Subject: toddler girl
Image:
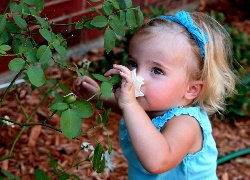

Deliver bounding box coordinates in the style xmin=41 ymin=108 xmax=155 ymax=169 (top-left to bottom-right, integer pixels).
xmin=73 ymin=10 xmax=236 ymax=179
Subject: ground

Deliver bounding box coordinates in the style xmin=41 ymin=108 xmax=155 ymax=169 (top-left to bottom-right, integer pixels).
xmin=0 ymin=0 xmax=250 ymax=179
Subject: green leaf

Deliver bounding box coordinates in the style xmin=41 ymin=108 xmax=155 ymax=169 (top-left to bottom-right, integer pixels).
xmin=24 ymin=0 xmax=36 ymax=5
xmin=71 ymin=100 xmax=93 ymax=118
xmin=101 ymin=81 xmax=113 ymax=99
xmin=8 ymin=58 xmax=25 ymax=71
xmin=47 ymin=154 xmax=59 ymax=168
xmin=82 ymin=16 xmax=87 ymax=23
xmin=27 ymin=66 xmax=46 ymax=87
xmin=0 ymin=30 xmax=12 ymax=44
xmin=96 ymin=99 xmax=103 ymax=110
xmin=53 ymin=43 xmax=67 ymax=58
xmin=124 ymin=0 xmax=132 ymax=8
xmin=102 ymin=1 xmax=113 ymax=15
xmin=37 ymin=45 xmax=52 ymax=64
xmin=91 ymin=16 xmax=108 ymax=28
xmin=90 ymin=7 xmax=102 ymax=15
xmin=19 ymin=2 xmax=30 ymax=18
xmin=0 ymin=45 xmax=11 ymax=54
xmin=36 ymin=0 xmax=45 ymax=13
xmin=29 ymin=7 xmax=38 ymax=16
xmin=6 ymin=22 xmax=19 ymax=33
xmin=109 ymin=74 xmax=122 ymax=84
xmin=59 ymin=174 xmax=70 ymax=180
xmin=126 ymin=9 xmax=136 ymax=29
xmin=96 ymin=114 xmax=103 ymax=124
xmin=120 ymin=10 xmax=126 ymax=25
xmin=34 ymin=168 xmax=48 ymax=180
xmin=13 ymin=14 xmax=27 ymax=30
xmin=92 ymin=74 xmax=109 ymax=82
xmin=26 ymin=49 xmax=38 ymax=62
xmin=36 ymin=16 xmax=49 ymax=28
xmin=136 ymin=8 xmax=144 ymax=26
xmin=49 ymin=102 xmax=69 ymax=111
xmin=10 ymin=2 xmax=20 ymax=12
xmin=84 ymin=21 xmax=94 ymax=29
xmin=60 ymin=109 xmax=82 ymax=139
xmin=12 ymin=37 xmax=21 ymax=54
xmin=101 ymin=110 xmax=110 ymax=126
xmin=104 ymin=28 xmax=116 ymax=53
xmin=59 ymin=83 xmax=71 ymax=94
xmin=75 ymin=22 xmax=83 ymax=29
xmin=110 ymin=0 xmax=119 ymax=9
xmin=110 ymin=15 xmax=125 ymax=36
xmin=92 ymin=143 xmax=105 ymax=172
xmin=1 ymin=169 xmax=15 ymax=179
xmin=0 ymin=15 xmax=6 ymax=34
xmin=39 ymin=29 xmax=52 ymax=42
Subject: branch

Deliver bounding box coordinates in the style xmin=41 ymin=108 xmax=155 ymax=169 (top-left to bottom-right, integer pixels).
xmin=0 ymin=69 xmax=24 ymax=107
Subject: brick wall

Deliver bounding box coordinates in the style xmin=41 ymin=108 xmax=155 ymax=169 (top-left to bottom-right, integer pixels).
xmin=0 ymin=0 xmax=199 ymax=74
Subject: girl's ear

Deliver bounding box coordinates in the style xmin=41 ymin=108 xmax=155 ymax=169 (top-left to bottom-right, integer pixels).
xmin=185 ymin=80 xmax=204 ymax=100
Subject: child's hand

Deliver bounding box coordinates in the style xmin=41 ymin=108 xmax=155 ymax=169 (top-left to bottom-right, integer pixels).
xmin=72 ymin=76 xmax=100 ymax=100
xmin=105 ymin=64 xmax=137 ymax=109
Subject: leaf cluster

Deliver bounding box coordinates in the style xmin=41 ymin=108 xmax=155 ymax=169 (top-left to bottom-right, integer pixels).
xmin=75 ymin=0 xmax=143 ymax=53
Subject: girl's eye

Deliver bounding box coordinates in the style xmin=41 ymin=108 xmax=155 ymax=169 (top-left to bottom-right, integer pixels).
xmin=152 ymin=68 xmax=164 ymax=75
xmin=128 ymin=60 xmax=138 ymax=69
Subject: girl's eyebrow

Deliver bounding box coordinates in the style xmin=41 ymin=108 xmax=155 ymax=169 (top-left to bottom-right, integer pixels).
xmin=128 ymin=54 xmax=170 ymax=70
xmin=152 ymin=61 xmax=170 ymax=70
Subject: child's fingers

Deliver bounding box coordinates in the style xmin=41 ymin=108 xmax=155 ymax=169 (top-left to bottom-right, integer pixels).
xmin=104 ymin=68 xmax=121 ymax=77
xmin=83 ymin=76 xmax=99 ymax=87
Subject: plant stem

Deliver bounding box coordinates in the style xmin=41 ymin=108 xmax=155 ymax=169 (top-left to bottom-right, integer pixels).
xmin=15 ymin=93 xmax=29 ymax=118
xmin=43 ymin=110 xmax=57 ymax=123
xmin=0 ymin=69 xmax=24 ymax=107
xmin=9 ymin=84 xmax=57 ymax=155
xmin=0 ymin=154 xmax=14 ymax=162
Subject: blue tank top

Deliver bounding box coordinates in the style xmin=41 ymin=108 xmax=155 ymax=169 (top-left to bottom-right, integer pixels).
xmin=119 ymin=106 xmax=218 ymax=180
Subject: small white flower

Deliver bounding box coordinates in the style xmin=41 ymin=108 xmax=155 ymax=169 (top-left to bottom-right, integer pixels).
xmin=81 ymin=142 xmax=94 ymax=153
xmin=82 ymin=58 xmax=91 ymax=69
xmin=103 ymin=150 xmax=115 ymax=174
xmin=131 ymin=69 xmax=144 ymax=97
xmin=2 ymin=116 xmax=15 ymax=128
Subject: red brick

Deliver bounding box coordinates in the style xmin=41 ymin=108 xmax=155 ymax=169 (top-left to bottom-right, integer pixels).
xmin=41 ymin=0 xmax=83 ymax=20
xmin=0 ymin=56 xmax=13 ymax=73
xmin=133 ymin=0 xmax=147 ymax=7
xmin=85 ymin=0 xmax=104 ymax=9
xmin=51 ymin=18 xmax=71 ymax=34
xmin=146 ymin=0 xmax=160 ymax=5
xmin=187 ymin=0 xmax=199 ymax=3
xmin=64 ymin=29 xmax=83 ymax=47
xmin=0 ymin=0 xmax=10 ymax=14
xmin=84 ymin=28 xmax=104 ymax=43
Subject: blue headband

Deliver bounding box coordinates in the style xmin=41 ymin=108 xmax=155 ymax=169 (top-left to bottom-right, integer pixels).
xmin=159 ymin=10 xmax=208 ymax=60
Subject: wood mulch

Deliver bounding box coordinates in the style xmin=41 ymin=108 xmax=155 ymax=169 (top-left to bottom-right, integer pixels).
xmin=0 ymin=0 xmax=250 ymax=179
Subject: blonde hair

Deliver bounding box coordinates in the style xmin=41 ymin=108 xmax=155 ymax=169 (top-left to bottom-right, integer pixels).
xmin=133 ymin=11 xmax=237 ymax=115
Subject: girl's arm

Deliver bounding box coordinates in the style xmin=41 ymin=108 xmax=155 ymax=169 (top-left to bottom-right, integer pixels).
xmin=123 ymin=103 xmax=202 ymax=173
